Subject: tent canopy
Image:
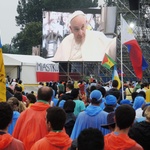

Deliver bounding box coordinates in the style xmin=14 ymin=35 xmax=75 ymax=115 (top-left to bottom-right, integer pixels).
xmin=3 ymin=54 xmax=55 ymax=66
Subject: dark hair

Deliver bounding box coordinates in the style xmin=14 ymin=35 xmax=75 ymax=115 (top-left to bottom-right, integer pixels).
xmin=27 ymin=93 xmax=37 ymax=103
xmin=7 ymin=97 xmax=19 ymax=110
xmin=115 ymin=105 xmax=135 ymax=130
xmin=63 ymin=100 xmax=75 ymax=113
xmin=112 ymin=80 xmax=118 ymax=88
xmin=66 ymin=83 xmax=74 ymax=90
xmin=18 ymin=80 xmax=22 ymax=84
xmin=71 ymin=88 xmax=79 ymax=99
xmin=46 ymin=107 xmax=66 ymax=130
xmin=97 ymin=86 xmax=106 ymax=97
xmin=14 ymin=85 xmax=22 ymax=92
xmin=90 ymin=85 xmax=96 ymax=92
xmin=137 ymin=91 xmax=146 ymax=99
xmin=37 ymin=87 xmax=53 ymax=102
xmin=6 ymin=87 xmax=14 ymax=95
xmin=78 ymin=128 xmax=104 ymax=150
xmin=0 ymin=102 xmax=13 ymax=130
xmin=14 ymin=92 xmax=23 ymax=101
xmin=90 ymin=98 xmax=101 ymax=105
xmin=131 ymin=92 xmax=138 ymax=103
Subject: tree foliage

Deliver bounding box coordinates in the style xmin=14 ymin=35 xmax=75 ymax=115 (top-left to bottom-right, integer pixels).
xmin=16 ymin=0 xmax=44 ymax=27
xmin=13 ymin=0 xmax=98 ymax=55
xmin=2 ymin=44 xmax=18 ymax=54
xmin=13 ymin=22 xmax=42 ymax=54
xmin=43 ymin=0 xmax=98 ymax=10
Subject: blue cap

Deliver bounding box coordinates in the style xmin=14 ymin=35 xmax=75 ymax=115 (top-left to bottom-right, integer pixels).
xmin=120 ymin=99 xmax=132 ymax=105
xmin=105 ymin=95 xmax=117 ymax=105
xmin=133 ymin=96 xmax=145 ymax=110
xmin=90 ymin=90 xmax=102 ymax=102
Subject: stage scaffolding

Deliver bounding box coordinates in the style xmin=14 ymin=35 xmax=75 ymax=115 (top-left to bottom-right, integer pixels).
xmin=44 ymin=0 xmax=150 ymax=82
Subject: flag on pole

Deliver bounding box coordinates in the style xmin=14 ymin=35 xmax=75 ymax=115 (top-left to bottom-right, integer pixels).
xmin=121 ymin=16 xmax=148 ymax=79
xmin=0 ymin=40 xmax=6 ymax=102
xmin=112 ymin=65 xmax=121 ymax=90
xmin=101 ymin=53 xmax=116 ymax=69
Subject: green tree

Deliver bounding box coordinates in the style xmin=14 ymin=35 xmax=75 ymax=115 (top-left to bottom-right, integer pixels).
xmin=2 ymin=44 xmax=18 ymax=54
xmin=16 ymin=0 xmax=44 ymax=27
xmin=43 ymin=0 xmax=98 ymax=10
xmin=13 ymin=22 xmax=42 ymax=54
xmin=2 ymin=44 xmax=11 ymax=53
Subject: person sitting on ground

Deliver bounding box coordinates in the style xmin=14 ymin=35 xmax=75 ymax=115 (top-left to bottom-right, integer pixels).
xmin=0 ymin=102 xmax=25 ymax=150
xmin=31 ymin=107 xmax=72 ymax=150
xmin=104 ymin=104 xmax=143 ymax=150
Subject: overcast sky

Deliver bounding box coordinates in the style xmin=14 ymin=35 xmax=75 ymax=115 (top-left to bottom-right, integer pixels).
xmin=0 ymin=0 xmax=20 ymax=45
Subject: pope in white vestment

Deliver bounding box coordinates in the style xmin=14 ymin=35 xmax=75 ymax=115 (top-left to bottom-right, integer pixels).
xmin=52 ymin=10 xmax=116 ymax=62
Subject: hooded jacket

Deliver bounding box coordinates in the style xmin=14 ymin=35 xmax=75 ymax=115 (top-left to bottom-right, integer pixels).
xmin=8 ymin=111 xmax=20 ymax=135
xmin=30 ymin=131 xmax=72 ymax=150
xmin=71 ymin=105 xmax=109 ymax=140
xmin=129 ymin=121 xmax=150 ymax=150
xmin=105 ymin=132 xmax=143 ymax=150
xmin=13 ymin=102 xmax=50 ymax=150
xmin=0 ymin=133 xmax=25 ymax=150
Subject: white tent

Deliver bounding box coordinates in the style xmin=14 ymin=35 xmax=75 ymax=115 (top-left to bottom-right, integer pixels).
xmin=3 ymin=54 xmax=57 ymax=84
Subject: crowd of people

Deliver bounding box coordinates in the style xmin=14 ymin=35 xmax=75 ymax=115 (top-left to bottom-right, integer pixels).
xmin=1 ymin=77 xmax=150 ymax=150
xmin=1 ymin=10 xmax=150 ymax=150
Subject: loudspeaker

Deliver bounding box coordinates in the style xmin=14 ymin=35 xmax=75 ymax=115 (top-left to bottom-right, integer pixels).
xmin=129 ymin=0 xmax=139 ymax=10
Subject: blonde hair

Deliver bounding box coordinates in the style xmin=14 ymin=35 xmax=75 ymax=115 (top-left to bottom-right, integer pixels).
xmin=144 ymin=106 xmax=150 ymax=120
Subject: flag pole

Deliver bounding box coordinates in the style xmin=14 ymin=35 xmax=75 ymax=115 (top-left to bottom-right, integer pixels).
xmin=120 ymin=14 xmax=124 ymax=99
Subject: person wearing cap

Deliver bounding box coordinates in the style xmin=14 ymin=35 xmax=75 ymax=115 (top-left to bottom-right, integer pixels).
xmin=103 ymin=95 xmax=117 ymax=113
xmin=133 ymin=96 xmax=146 ymax=122
xmin=70 ymin=90 xmax=109 ymax=140
xmin=53 ymin=10 xmax=116 ymax=61
xmin=101 ymin=112 xmax=115 ymax=132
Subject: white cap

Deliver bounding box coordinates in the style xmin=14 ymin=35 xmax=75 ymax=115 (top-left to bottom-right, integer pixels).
xmin=69 ymin=10 xmax=85 ymax=23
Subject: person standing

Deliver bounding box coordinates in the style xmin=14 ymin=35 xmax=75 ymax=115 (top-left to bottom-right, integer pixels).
xmin=104 ymin=105 xmax=143 ymax=150
xmin=129 ymin=106 xmax=150 ymax=150
xmin=0 ymin=102 xmax=25 ymax=150
xmin=125 ymin=83 xmax=134 ymax=101
xmin=31 ymin=107 xmax=72 ymax=150
xmin=71 ymin=90 xmax=109 ymax=140
xmin=71 ymin=88 xmax=85 ymax=117
xmin=13 ymin=86 xmax=53 ymax=150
